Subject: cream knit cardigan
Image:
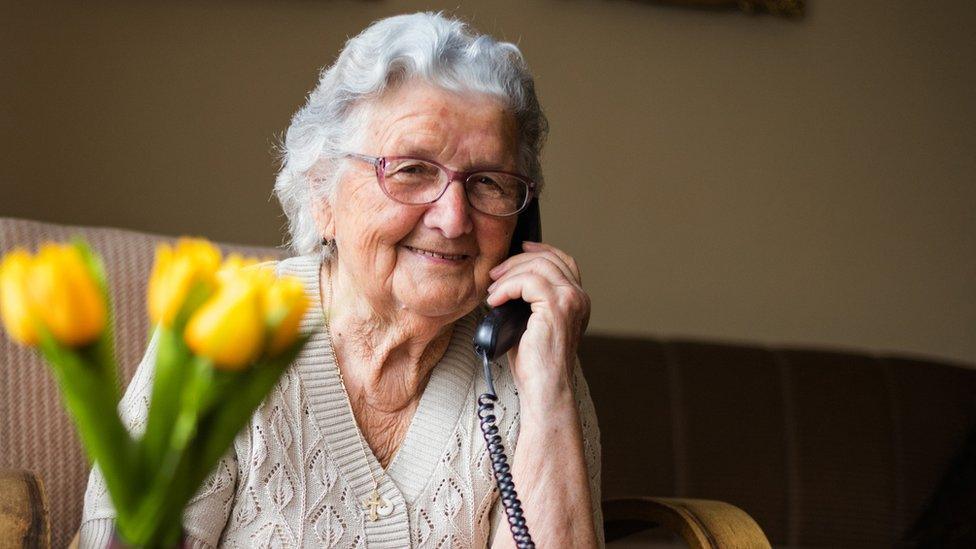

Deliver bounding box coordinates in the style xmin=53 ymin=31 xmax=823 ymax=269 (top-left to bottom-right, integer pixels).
xmin=80 ymin=254 xmax=604 ymax=548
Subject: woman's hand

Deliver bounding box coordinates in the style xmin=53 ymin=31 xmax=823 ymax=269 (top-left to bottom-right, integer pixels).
xmin=486 ymin=241 xmax=590 ymax=399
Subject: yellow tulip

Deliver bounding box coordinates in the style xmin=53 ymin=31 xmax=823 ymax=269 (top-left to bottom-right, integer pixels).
xmin=183 ymin=272 xmax=267 ymax=370
xmin=264 ymin=276 xmax=308 ymax=357
xmin=215 ymin=255 xmax=270 ymax=290
xmin=0 ymin=249 xmax=40 ymax=346
xmin=148 ymin=238 xmax=221 ymax=327
xmin=27 ymin=243 xmax=107 ymax=347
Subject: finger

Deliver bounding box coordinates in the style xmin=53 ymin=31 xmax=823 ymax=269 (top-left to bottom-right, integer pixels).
xmin=523 ymin=241 xmax=582 ymax=283
xmin=490 ymin=247 xmax=579 ymax=285
xmin=489 ymin=251 xmax=562 ymax=281
xmin=488 ymin=271 xmax=591 ymax=335
xmin=489 ymin=255 xmax=577 ymax=294
xmin=491 ymin=254 xmax=577 ymax=289
xmin=486 ymin=271 xmax=559 ymax=308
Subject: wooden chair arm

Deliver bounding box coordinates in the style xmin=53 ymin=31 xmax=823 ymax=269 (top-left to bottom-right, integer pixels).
xmin=0 ymin=469 xmax=50 ymax=549
xmin=603 ymin=496 xmax=770 ymax=548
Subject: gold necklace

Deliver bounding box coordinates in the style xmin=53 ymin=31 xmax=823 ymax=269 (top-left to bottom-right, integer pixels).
xmin=322 ymin=259 xmax=392 ymax=522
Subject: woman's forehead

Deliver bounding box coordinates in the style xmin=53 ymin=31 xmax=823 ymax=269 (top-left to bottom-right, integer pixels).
xmin=363 ymin=84 xmax=519 ymax=164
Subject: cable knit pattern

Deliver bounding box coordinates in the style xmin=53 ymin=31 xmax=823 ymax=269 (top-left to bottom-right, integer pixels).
xmin=80 ymin=254 xmax=603 ymax=548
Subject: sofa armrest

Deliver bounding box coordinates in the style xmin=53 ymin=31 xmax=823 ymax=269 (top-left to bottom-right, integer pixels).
xmin=603 ymin=496 xmax=770 ymax=548
xmin=0 ymin=469 xmax=50 ymax=548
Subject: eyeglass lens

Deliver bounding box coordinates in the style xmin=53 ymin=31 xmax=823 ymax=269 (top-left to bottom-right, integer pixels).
xmin=381 ymin=158 xmax=528 ymax=216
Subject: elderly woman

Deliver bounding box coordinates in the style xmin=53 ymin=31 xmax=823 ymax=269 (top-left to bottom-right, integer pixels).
xmin=81 ymin=12 xmax=602 ymax=548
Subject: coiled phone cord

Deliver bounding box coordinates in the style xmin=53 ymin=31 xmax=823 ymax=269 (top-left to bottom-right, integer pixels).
xmin=477 ymin=349 xmax=536 ymax=549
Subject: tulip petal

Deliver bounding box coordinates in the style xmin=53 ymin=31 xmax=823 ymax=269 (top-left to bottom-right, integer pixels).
xmin=265 ymin=277 xmax=309 ymax=357
xmin=0 ymin=249 xmax=40 ymax=346
xmin=148 ymin=239 xmax=221 ymax=327
xmin=184 ymin=276 xmax=265 ymax=370
xmin=27 ymin=243 xmax=107 ymax=347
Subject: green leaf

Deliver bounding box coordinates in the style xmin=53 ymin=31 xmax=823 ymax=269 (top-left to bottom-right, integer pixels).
xmin=140 ymin=326 xmax=192 ymax=476
xmin=196 ymin=335 xmax=309 ymax=472
xmin=36 ymin=328 xmax=137 ymax=516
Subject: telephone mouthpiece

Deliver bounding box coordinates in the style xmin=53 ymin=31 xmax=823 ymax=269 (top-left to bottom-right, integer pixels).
xmin=472 ymin=299 xmax=532 ymax=361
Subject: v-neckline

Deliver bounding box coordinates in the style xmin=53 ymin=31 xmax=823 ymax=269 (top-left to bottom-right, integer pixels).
xmin=283 ymin=254 xmax=478 ymax=506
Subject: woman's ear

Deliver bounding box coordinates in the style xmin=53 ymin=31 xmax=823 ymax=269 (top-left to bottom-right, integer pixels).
xmin=307 ymin=172 xmax=336 ymax=241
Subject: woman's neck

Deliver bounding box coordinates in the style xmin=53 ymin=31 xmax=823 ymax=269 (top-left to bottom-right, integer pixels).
xmin=320 ymin=260 xmax=454 ymax=414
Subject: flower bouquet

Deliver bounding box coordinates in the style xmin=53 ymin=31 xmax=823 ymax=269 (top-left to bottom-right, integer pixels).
xmin=0 ymin=238 xmax=310 ymax=547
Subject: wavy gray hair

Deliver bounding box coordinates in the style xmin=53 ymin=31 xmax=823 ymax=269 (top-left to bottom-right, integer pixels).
xmin=273 ymin=11 xmax=549 ymax=256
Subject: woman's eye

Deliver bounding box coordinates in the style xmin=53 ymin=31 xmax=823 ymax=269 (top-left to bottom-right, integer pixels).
xmin=390 ymin=162 xmax=436 ymax=178
xmin=473 ymin=176 xmax=502 ymax=188
xmin=471 ymin=176 xmax=509 ymax=197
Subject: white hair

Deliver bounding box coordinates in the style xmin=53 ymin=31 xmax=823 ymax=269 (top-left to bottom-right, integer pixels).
xmin=273 ymin=11 xmax=549 ymax=256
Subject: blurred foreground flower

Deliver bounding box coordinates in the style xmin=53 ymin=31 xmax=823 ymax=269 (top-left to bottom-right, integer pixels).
xmin=184 ymin=262 xmax=273 ymax=370
xmin=0 ymin=242 xmax=107 ymax=347
xmin=148 ymin=238 xmax=221 ymax=328
xmin=30 ymin=243 xmax=107 ymax=346
xmin=0 ymin=236 xmax=311 ymax=547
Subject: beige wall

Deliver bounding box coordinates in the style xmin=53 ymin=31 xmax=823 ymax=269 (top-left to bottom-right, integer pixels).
xmin=3 ymin=1 xmax=974 ymax=364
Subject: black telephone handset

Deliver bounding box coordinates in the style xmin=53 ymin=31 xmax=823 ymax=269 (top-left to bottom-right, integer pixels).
xmin=473 ymin=198 xmax=541 ymax=361
xmin=473 ymin=199 xmax=541 ymax=549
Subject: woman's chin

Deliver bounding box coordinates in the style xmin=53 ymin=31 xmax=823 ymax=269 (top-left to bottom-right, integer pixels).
xmin=394 ymin=287 xmax=478 ymax=321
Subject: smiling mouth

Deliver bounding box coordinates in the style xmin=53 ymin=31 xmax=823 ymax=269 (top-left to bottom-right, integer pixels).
xmin=404 ymin=245 xmax=471 ymax=261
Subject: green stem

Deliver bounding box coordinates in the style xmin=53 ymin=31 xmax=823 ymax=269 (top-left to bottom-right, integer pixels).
xmin=38 ymin=335 xmax=137 ymax=515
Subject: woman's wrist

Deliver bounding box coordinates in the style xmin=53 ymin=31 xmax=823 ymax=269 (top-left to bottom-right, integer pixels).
xmin=511 ymin=349 xmax=577 ymax=401
xmin=516 ymin=378 xmax=577 ymax=422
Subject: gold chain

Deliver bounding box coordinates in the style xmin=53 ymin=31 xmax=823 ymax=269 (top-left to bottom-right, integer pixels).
xmin=321 ymin=258 xmax=388 ymax=521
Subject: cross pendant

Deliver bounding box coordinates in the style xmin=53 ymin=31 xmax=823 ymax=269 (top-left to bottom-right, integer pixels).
xmin=363 ymin=489 xmax=384 ymax=522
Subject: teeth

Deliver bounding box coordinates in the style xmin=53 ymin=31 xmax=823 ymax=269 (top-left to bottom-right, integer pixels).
xmin=408 ymin=246 xmax=466 ymax=260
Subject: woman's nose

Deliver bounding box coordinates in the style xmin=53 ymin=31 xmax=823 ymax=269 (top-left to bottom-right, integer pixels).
xmin=423 ymin=180 xmax=474 ymax=239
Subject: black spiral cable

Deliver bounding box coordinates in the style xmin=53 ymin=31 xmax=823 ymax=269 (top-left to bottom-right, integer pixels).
xmin=476 ymin=349 xmax=535 ymax=549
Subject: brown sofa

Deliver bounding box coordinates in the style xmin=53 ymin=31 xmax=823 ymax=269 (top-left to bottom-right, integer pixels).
xmin=1 ymin=216 xmax=972 ymax=547
xmin=581 ymin=335 xmax=975 ymax=547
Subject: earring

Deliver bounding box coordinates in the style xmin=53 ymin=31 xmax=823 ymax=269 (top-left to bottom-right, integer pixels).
xmin=320 ymin=237 xmax=336 ymax=260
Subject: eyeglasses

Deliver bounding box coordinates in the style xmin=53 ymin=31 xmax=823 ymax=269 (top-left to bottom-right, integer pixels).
xmin=343 ymin=153 xmax=536 ymax=217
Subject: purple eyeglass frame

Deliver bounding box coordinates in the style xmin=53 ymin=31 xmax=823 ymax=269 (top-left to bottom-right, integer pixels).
xmin=343 ymin=152 xmax=537 ymax=217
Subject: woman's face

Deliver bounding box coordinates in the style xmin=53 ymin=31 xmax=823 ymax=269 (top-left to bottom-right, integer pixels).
xmin=317 ymin=81 xmax=521 ymax=321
